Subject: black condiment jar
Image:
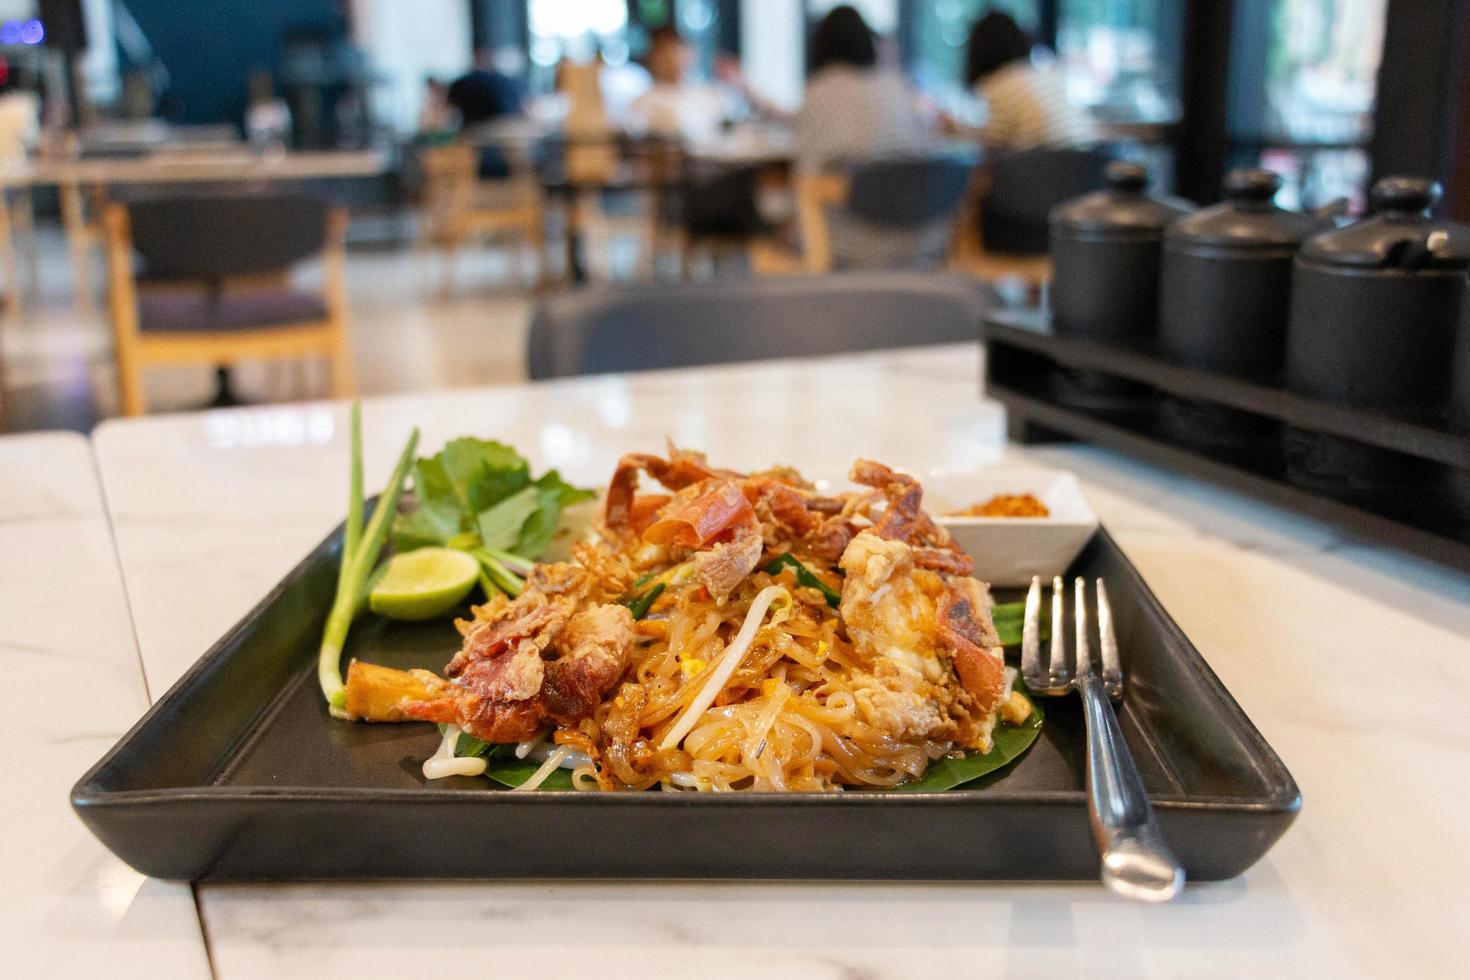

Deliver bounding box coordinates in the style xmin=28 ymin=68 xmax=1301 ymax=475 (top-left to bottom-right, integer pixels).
xmin=1156 ymin=169 xmax=1321 ymax=464
xmin=1283 ymin=177 xmax=1470 ymax=501
xmin=1450 ymin=272 xmax=1470 ymax=523
xmin=1454 ymin=271 xmax=1470 ymax=433
xmin=1050 ymin=161 xmax=1195 ymax=347
xmin=1160 ymin=168 xmax=1321 ymax=378
xmin=1048 ymin=161 xmax=1194 ymax=411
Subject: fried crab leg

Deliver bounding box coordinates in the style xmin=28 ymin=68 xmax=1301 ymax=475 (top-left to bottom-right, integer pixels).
xmin=849 ymin=459 xmax=973 ymax=574
xmin=604 ymin=445 xmax=734 ymax=529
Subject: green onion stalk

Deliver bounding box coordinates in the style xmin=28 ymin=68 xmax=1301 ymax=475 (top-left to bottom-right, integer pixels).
xmin=471 ymin=546 xmax=532 ymax=597
xmin=318 ymin=403 xmax=420 ymax=714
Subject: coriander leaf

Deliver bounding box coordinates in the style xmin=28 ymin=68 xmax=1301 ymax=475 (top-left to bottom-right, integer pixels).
xmin=513 ymin=486 xmax=565 ymax=560
xmin=536 ymin=468 xmax=597 ymax=507
xmin=440 ymin=437 xmax=530 ymax=513
xmin=476 ymin=485 xmax=540 ymax=551
xmin=391 ymin=509 xmax=447 ymax=552
xmin=411 ymin=457 xmax=467 ymax=539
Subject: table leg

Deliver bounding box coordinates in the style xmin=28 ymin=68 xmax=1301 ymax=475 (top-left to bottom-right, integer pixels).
xmin=206 ymin=366 xmax=245 ymax=408
xmin=0 ymin=192 xmax=18 ymax=321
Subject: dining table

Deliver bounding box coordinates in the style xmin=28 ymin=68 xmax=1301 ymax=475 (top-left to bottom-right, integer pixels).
xmin=21 ymin=343 xmax=1470 ymax=976
xmin=29 ymin=147 xmax=391 ymax=187
xmin=0 ymin=432 xmax=209 ymax=976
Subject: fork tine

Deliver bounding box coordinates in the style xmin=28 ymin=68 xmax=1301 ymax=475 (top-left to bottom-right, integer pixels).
xmin=1073 ymin=577 xmax=1092 ymax=678
xmin=1049 ymin=575 xmax=1070 ymax=689
xmin=1096 ymin=578 xmax=1123 ymax=699
xmin=1021 ymin=575 xmax=1044 ymax=692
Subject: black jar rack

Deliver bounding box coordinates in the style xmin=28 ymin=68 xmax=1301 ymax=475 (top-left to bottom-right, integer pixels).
xmin=982 ymin=308 xmax=1470 ymax=571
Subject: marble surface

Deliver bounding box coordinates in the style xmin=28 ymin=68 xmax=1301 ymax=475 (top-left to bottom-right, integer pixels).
xmin=87 ymin=345 xmax=1470 ymax=977
xmin=0 ymin=433 xmax=209 ymax=976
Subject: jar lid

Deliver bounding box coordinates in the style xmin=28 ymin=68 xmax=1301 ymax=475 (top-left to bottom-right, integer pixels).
xmin=1049 ymin=161 xmax=1195 ymax=235
xmin=1165 ymin=169 xmax=1320 ymax=248
xmin=1298 ymin=176 xmax=1470 ymax=270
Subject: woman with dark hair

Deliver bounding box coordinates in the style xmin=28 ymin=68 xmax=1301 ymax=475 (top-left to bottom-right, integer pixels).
xmin=797 ymin=5 xmax=929 ymax=171
xmin=795 ymin=5 xmax=941 ymax=268
xmin=963 ymin=11 xmax=1096 ymax=151
xmin=808 ymin=4 xmax=877 ymax=74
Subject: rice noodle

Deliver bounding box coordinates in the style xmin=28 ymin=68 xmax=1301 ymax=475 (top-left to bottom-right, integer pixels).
xmin=658 ymin=586 xmax=789 ymax=750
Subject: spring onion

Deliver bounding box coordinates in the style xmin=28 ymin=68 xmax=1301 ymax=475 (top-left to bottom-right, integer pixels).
xmin=623 ymin=581 xmax=666 ymax=620
xmin=318 ymin=403 xmax=421 ymax=711
xmin=763 ymin=553 xmax=842 ymax=608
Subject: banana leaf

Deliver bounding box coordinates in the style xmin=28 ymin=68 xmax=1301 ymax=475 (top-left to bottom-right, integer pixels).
xmin=886 ymin=689 xmax=1044 ymax=792
xmin=484 ymin=754 xmax=576 ymax=790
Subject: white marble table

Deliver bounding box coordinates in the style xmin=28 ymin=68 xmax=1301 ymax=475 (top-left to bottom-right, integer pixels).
xmin=0 ymin=433 xmax=209 ymax=976
xmin=87 ymin=345 xmax=1470 ymax=977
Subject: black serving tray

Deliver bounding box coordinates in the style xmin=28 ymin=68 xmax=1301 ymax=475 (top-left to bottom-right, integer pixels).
xmin=73 ymin=521 xmax=1299 ymax=882
xmin=984 ymin=309 xmax=1470 ymax=572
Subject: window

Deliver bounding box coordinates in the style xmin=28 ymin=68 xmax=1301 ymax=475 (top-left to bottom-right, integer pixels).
xmin=907 ymin=0 xmax=1037 ymax=100
xmin=1230 ymin=0 xmax=1387 ymax=210
xmin=1055 ymin=0 xmax=1179 ymax=121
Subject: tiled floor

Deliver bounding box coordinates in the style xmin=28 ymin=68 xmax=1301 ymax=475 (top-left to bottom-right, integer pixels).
xmin=0 ymin=224 xmax=536 ymax=433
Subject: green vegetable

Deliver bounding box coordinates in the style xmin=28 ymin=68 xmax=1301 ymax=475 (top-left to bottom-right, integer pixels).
xmin=623 ymin=581 xmax=666 ymax=620
xmin=990 ymin=600 xmax=1050 ymax=647
xmin=390 ymin=437 xmax=594 ymax=599
xmin=476 ymin=485 xmax=541 ymax=550
xmin=887 ymin=689 xmax=1044 ymax=792
xmin=319 ymin=404 xmax=421 ymax=710
xmin=763 ymin=553 xmax=842 ymax=608
xmin=440 ymin=726 xmax=497 ymax=759
xmin=483 ymin=754 xmax=576 ymax=790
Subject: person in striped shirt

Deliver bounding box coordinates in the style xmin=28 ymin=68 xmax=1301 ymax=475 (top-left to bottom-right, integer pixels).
xmin=964 ymin=12 xmax=1098 ymax=152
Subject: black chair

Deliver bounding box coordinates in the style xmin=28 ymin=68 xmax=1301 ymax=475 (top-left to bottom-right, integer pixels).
xmin=978 ymin=145 xmax=1114 ymax=255
xmin=846 ymin=154 xmax=976 ymax=228
xmin=796 ymin=153 xmax=976 ymax=272
xmin=105 ymin=192 xmax=354 ymax=415
xmin=526 ymin=272 xmax=995 ymax=380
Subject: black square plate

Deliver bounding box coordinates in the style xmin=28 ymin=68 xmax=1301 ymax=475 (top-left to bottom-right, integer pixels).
xmin=73 ymin=526 xmax=1299 ymax=881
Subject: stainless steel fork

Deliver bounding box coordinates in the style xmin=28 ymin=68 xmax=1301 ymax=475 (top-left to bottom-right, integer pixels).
xmin=1022 ymin=575 xmax=1185 ymax=902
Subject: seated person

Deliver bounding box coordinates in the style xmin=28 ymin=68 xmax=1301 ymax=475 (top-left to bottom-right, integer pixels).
xmin=795 ymin=5 xmax=946 ymax=270
xmin=629 ymin=25 xmax=726 ymax=145
xmin=964 ymin=12 xmax=1098 ymax=151
xmin=448 ymin=48 xmax=527 ymax=177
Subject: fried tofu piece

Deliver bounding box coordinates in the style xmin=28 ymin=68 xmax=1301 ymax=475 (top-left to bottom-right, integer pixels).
xmin=343 ymin=660 xmax=451 ymax=722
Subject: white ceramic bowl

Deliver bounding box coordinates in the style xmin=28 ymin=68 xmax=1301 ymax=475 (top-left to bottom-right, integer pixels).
xmin=922 ymin=468 xmax=1098 ymax=587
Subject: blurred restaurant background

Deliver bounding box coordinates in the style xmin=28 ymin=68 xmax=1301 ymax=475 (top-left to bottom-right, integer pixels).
xmin=0 ymin=0 xmax=1463 ymax=428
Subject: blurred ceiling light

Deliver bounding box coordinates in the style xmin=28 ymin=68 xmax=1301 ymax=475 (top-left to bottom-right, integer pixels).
xmin=529 ymin=0 xmax=628 ymax=40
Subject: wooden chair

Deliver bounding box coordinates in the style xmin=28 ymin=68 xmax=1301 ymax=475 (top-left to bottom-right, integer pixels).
xmin=948 ymin=169 xmax=1054 ymax=288
xmin=0 ymin=189 xmax=23 ymax=321
xmin=104 ymin=193 xmax=354 ymax=416
xmin=58 ymin=178 xmax=108 ymax=316
xmin=419 ymin=143 xmax=545 ymax=296
xmin=789 ymin=171 xmax=850 ymax=273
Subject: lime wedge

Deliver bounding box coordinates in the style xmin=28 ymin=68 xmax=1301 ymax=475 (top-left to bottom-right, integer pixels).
xmin=368 ymin=548 xmax=480 ymax=621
